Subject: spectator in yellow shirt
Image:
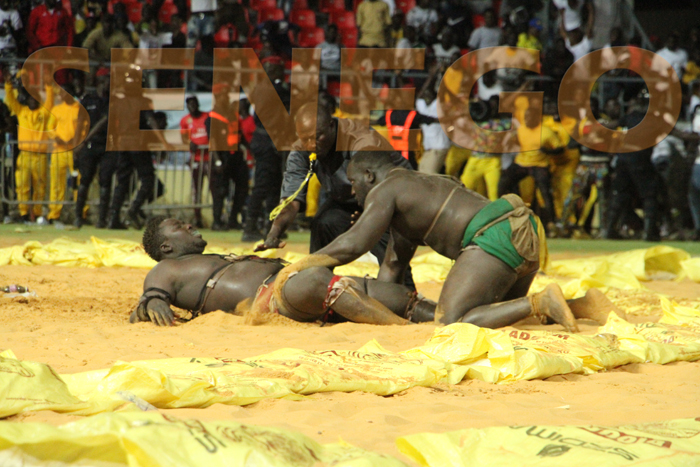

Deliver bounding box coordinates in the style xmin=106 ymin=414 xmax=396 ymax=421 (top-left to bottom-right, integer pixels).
xmin=517 ymin=18 xmax=543 ymax=51
xmin=498 ymin=107 xmax=564 ymax=231
xmin=48 ymin=83 xmax=84 ymax=223
xmin=542 ymin=99 xmax=580 ymax=220
xmin=356 ymin=0 xmax=391 ymax=47
xmin=682 ymin=49 xmax=700 ymax=85
xmin=4 ymin=75 xmax=55 ymax=221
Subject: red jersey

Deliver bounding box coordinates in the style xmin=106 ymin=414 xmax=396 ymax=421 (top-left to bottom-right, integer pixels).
xmin=239 ymin=115 xmax=255 ymax=145
xmin=27 ymin=5 xmax=73 ymax=52
xmin=180 ymin=112 xmax=210 ymax=162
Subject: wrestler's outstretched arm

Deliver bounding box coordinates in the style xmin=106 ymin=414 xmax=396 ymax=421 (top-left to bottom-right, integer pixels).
xmin=130 ymin=268 xmax=177 ymax=326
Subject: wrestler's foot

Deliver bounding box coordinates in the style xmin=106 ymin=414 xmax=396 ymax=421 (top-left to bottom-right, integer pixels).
xmin=568 ymin=288 xmax=626 ymax=325
xmin=530 ymin=283 xmax=579 ymax=333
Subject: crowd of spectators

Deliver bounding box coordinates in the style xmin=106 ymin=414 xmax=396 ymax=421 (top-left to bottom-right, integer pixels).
xmin=0 ymin=0 xmax=700 ymax=242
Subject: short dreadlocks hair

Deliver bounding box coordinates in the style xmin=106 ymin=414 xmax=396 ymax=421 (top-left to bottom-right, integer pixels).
xmin=349 ymin=150 xmax=397 ymax=172
xmin=142 ymin=216 xmax=168 ymax=261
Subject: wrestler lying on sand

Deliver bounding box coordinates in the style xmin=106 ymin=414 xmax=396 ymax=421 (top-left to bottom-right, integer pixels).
xmin=129 ymin=216 xmax=435 ymax=326
xmin=273 ymin=151 xmax=621 ymax=331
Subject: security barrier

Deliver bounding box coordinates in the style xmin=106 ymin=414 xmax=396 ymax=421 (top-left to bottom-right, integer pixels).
xmin=0 ymin=140 xmax=248 ymax=225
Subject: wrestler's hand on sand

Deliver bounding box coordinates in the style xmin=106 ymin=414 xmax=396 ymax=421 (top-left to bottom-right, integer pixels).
xmin=129 ymin=301 xmax=175 ymax=326
xmin=254 ymin=236 xmax=287 ymax=252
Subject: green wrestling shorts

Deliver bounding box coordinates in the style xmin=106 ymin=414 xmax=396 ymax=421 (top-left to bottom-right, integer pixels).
xmin=460 ymin=196 xmax=540 ymax=271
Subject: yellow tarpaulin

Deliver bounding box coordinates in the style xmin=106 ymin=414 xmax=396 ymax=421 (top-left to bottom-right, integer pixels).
xmin=0 ymin=412 xmax=409 ymax=467
xmin=397 ymin=418 xmax=700 ymax=467
xmin=2 ymin=240 xmax=699 ymax=291
xmin=2 ymin=301 xmax=700 ymax=419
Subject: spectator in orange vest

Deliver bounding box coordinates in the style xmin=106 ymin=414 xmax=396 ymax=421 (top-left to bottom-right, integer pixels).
xmin=180 ymin=96 xmax=211 ymax=229
xmin=373 ymin=94 xmax=438 ymax=169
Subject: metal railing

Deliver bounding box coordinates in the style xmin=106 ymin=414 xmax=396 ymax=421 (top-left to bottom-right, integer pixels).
xmin=0 ymin=140 xmax=246 ymax=224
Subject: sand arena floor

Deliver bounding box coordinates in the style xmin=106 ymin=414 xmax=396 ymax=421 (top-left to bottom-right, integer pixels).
xmin=2 ymin=242 xmax=700 ymax=465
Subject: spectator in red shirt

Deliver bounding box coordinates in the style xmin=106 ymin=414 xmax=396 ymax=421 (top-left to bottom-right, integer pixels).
xmin=27 ymin=0 xmax=73 ymax=53
xmin=239 ymin=99 xmax=255 ymax=164
xmin=180 ymin=96 xmax=211 ymax=228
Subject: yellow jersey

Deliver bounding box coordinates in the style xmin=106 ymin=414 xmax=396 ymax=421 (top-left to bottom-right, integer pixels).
xmin=51 ymin=101 xmax=82 ymax=152
xmin=543 ymin=115 xmax=578 ymax=165
xmin=442 ymin=66 xmax=464 ymax=103
xmin=515 ymin=124 xmax=562 ymax=168
xmin=4 ymin=83 xmax=56 ymax=153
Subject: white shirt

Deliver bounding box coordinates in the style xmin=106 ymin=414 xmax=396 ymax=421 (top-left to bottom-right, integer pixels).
xmin=655 ymin=47 xmax=689 ymax=80
xmin=382 ymin=0 xmax=395 ymax=16
xmin=191 ymin=0 xmax=217 ymax=13
xmin=416 ymin=98 xmax=451 ymax=150
xmin=689 ymin=94 xmax=700 ymax=121
xmin=406 ymin=6 xmax=438 ymax=37
xmin=565 ymin=36 xmax=591 ymax=62
xmin=316 ymin=41 xmax=341 ymax=70
xmin=465 ymin=0 xmax=493 ymax=14
xmin=139 ymin=31 xmax=173 ymax=49
xmin=0 ymin=8 xmax=22 ymax=49
xmin=693 ymin=110 xmax=700 ymax=164
xmin=652 ymin=134 xmax=684 ymax=165
xmin=468 ymin=26 xmax=501 ymax=50
xmin=432 ymin=43 xmax=461 ymax=66
xmin=553 ymin=0 xmax=583 ymax=31
xmin=477 ymin=76 xmax=503 ymax=101
xmin=291 ymin=63 xmax=319 ymax=93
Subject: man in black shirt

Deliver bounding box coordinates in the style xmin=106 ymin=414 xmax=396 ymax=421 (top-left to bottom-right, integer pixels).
xmin=242 ymin=58 xmax=292 ymax=242
xmin=603 ymin=95 xmax=661 ymax=241
xmin=74 ymin=69 xmax=115 ymax=228
xmin=107 ymin=66 xmax=171 ymax=230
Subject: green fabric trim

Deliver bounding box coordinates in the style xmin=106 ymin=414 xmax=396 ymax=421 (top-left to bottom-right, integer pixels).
xmin=461 ymin=199 xmax=537 ymax=270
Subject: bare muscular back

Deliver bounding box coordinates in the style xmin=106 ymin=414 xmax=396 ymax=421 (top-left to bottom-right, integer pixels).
xmin=145 ymin=255 xmax=285 ymax=314
xmin=385 ymin=170 xmax=491 ymax=259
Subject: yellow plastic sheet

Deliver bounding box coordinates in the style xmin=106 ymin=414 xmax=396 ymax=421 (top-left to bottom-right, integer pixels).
xmin=600 ymin=300 xmax=700 ymax=365
xmin=1 ymin=240 xmax=698 ymax=294
xmin=3 ymin=302 xmax=700 ymax=419
xmin=0 ymin=350 xmax=86 ymax=419
xmin=398 ymin=418 xmax=700 ymax=467
xmin=681 ymin=257 xmax=700 ymax=282
xmin=0 ymin=412 xmax=409 ymax=467
xmin=0 ymin=342 xmax=446 ymax=417
xmin=403 ymin=323 xmax=641 ymax=384
xmin=544 ymin=246 xmax=692 ymax=298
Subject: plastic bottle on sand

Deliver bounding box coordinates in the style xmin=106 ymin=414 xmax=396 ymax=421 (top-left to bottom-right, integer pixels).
xmin=2 ymin=285 xmax=28 ymax=293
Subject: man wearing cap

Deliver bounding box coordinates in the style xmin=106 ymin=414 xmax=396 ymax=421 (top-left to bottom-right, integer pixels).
xmin=518 ymin=18 xmax=543 ymax=51
xmin=180 ymin=95 xmax=211 ymax=229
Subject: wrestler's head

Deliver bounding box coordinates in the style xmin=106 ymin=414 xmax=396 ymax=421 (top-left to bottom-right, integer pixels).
xmin=347 ymin=150 xmax=396 ymax=206
xmin=295 ymin=102 xmax=336 ymax=158
xmin=143 ymin=216 xmax=207 ymax=261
